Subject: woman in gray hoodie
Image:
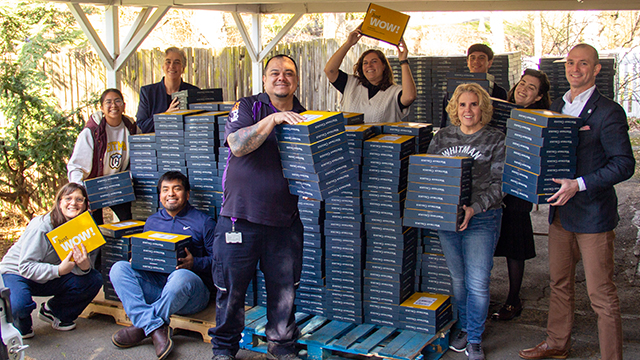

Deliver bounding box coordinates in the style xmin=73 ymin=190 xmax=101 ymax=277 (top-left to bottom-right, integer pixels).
xmin=0 ymin=183 xmax=102 ymax=339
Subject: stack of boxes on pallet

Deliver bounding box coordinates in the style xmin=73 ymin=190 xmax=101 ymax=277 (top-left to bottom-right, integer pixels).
xmin=130 ymin=231 xmax=190 ymax=274
xmin=98 ymin=220 xmax=145 ymax=301
xmin=416 ymin=229 xmax=453 ymax=297
xmin=129 ymin=134 xmax=160 ymax=220
xmin=539 ymin=57 xmax=616 ymax=102
xmin=297 ymin=197 xmax=326 ymax=315
xmin=399 ymin=292 xmax=453 ymax=335
xmin=322 ymin=120 xmax=369 ymax=323
xmin=389 ymin=53 xmax=521 ymax=126
xmin=503 ymin=109 xmax=579 ymax=203
xmin=403 ymin=155 xmax=472 ymax=231
xmin=85 ymin=172 xmax=135 ymax=212
xmin=490 ymin=98 xmax=519 ymax=133
xmin=446 ymin=72 xmax=495 ymax=97
xmin=362 ymin=134 xmax=416 ymax=327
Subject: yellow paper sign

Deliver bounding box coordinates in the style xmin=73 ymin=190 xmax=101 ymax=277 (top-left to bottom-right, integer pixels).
xmin=361 ymin=3 xmax=410 ymax=46
xmin=46 ymin=211 xmax=105 ymax=261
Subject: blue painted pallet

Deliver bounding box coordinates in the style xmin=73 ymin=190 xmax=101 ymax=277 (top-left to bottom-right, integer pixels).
xmin=240 ymin=306 xmax=453 ymax=360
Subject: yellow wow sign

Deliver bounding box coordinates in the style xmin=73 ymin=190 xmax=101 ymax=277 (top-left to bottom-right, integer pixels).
xmin=361 ymin=3 xmax=410 ymax=46
xmin=46 ymin=211 xmax=106 ymax=261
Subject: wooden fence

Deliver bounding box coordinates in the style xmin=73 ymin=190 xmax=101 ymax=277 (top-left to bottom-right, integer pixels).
xmin=47 ymin=40 xmax=390 ymax=122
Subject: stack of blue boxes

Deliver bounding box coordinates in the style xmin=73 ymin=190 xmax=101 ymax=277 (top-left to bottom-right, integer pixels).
xmin=446 ymin=72 xmax=495 ymax=98
xmin=399 ymin=292 xmax=453 ymax=335
xmin=184 ymin=110 xmax=229 ymax=219
xmin=490 ymin=98 xmax=518 ymax=133
xmin=503 ymin=109 xmax=579 ymax=203
xmin=416 ymin=230 xmax=453 ymax=297
xmin=98 ymin=220 xmax=145 ymax=301
xmin=297 ymin=197 xmax=326 ymax=316
xmin=403 ymin=155 xmax=473 ymax=231
xmin=85 ymin=172 xmax=135 ymax=212
xmin=277 ymin=111 xmax=357 ymax=201
xmin=362 ymin=134 xmax=417 ymax=327
xmin=382 ymin=122 xmax=433 ymax=154
xmin=129 ymin=133 xmax=160 ymax=220
xmin=130 ymin=231 xmax=190 ymax=274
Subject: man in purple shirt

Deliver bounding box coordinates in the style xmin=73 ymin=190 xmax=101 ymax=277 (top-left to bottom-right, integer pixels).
xmin=209 ymin=55 xmax=305 ymax=360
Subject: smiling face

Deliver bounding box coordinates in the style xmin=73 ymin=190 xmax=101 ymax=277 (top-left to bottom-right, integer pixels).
xmin=361 ymin=52 xmax=385 ymax=85
xmin=162 ymin=50 xmax=185 ymax=82
xmin=457 ymin=91 xmax=483 ymax=134
xmin=565 ymin=46 xmax=601 ymax=95
xmin=59 ymin=189 xmax=87 ymax=220
xmin=263 ymin=57 xmax=298 ymax=100
xmin=159 ymin=179 xmax=189 ymax=217
xmin=100 ymin=91 xmax=125 ymax=126
xmin=467 ymin=51 xmax=493 ymax=73
xmin=514 ymin=75 xmax=543 ymax=107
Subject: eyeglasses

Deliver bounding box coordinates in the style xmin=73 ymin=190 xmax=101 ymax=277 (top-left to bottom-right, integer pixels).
xmin=103 ymin=99 xmax=124 ymax=106
xmin=61 ymin=196 xmax=86 ymax=204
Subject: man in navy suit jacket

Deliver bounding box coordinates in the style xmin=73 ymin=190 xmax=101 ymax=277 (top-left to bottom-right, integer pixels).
xmin=136 ymin=47 xmax=199 ymax=133
xmin=519 ymin=44 xmax=635 ymax=360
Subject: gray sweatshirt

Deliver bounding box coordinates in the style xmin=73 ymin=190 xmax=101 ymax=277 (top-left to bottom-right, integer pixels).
xmin=427 ymin=125 xmax=506 ymax=214
xmin=0 ymin=213 xmax=94 ymax=284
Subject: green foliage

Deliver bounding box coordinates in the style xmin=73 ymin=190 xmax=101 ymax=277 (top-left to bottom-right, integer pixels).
xmin=0 ymin=1 xmax=87 ymax=219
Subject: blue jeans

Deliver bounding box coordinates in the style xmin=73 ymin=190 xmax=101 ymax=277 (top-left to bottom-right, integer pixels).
xmin=438 ymin=208 xmax=502 ymax=344
xmin=109 ymin=261 xmax=210 ymax=336
xmin=2 ymin=271 xmax=102 ymax=334
xmin=209 ymin=216 xmax=303 ymax=357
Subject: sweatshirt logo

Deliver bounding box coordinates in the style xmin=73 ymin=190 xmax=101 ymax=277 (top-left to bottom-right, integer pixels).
xmin=441 ymin=145 xmax=483 ymax=160
xmin=183 ymin=226 xmax=191 ymax=230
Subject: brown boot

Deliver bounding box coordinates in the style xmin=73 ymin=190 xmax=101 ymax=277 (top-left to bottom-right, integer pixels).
xmin=150 ymin=325 xmax=173 ymax=360
xmin=112 ymin=326 xmax=146 ymax=348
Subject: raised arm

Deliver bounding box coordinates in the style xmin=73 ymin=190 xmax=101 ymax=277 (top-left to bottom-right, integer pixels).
xmin=324 ymin=26 xmax=362 ymax=83
xmin=227 ymin=111 xmax=304 ymax=157
xmin=397 ymin=38 xmax=417 ymax=107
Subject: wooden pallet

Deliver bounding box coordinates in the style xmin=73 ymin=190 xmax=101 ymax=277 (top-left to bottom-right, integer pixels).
xmin=79 ymin=290 xmax=132 ymax=326
xmin=80 ymin=289 xmax=217 ymax=343
xmin=240 ymin=306 xmax=453 ymax=360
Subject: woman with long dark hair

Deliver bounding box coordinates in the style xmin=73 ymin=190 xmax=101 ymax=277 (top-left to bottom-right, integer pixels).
xmin=67 ymin=88 xmax=138 ymax=225
xmin=324 ymin=26 xmax=417 ymax=123
xmin=492 ymin=69 xmax=551 ymax=321
xmin=0 ymin=183 xmax=102 ymax=339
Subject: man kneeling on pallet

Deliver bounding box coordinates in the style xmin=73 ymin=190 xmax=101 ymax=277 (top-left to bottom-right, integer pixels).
xmin=109 ymin=171 xmax=215 ymax=360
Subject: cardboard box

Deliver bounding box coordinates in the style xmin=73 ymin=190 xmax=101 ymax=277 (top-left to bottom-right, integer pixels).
xmin=364 ymin=134 xmax=415 ymax=152
xmin=361 ymin=3 xmax=410 ymax=46
xmin=84 ymin=171 xmax=132 ymax=191
xmin=506 ymin=128 xmax=577 ymax=148
xmin=511 ymin=109 xmax=580 ymax=127
xmin=46 ymin=211 xmax=105 ymax=263
xmin=276 ymin=111 xmax=344 ymax=135
xmin=409 ymin=154 xmax=473 ymax=168
xmin=345 ymin=124 xmax=375 ymax=140
xmin=507 ymin=118 xmax=578 ymax=139
xmin=505 ymin=137 xmax=576 ymax=157
xmin=99 ymin=220 xmax=145 ymax=238
xmin=276 ymin=123 xmax=344 ymax=144
xmin=130 ymin=231 xmax=191 ymax=250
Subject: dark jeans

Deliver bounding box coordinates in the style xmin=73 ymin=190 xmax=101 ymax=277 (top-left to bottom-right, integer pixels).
xmin=209 ymin=216 xmax=303 ymax=357
xmin=2 ymin=271 xmax=102 ymax=334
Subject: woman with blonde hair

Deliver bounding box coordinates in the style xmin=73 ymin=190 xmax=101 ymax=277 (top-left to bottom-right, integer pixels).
xmin=427 ymin=83 xmax=505 ymax=360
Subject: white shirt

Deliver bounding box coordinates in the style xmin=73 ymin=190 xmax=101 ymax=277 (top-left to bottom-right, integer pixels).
xmin=561 ymin=85 xmax=596 ymax=191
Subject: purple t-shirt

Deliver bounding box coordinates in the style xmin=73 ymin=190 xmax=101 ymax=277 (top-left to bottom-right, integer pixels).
xmin=220 ymin=93 xmax=305 ymax=227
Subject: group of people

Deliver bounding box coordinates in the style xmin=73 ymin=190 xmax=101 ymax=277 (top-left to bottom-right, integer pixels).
xmin=0 ymin=32 xmax=634 ymax=360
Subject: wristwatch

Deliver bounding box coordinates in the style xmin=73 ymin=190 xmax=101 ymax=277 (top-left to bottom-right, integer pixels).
xmin=399 ymin=59 xmax=409 ymax=65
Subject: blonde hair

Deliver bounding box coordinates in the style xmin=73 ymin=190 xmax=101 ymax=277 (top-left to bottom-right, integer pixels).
xmin=446 ymin=83 xmax=493 ymax=127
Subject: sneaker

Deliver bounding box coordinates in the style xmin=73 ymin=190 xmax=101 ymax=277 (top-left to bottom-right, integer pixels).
xmin=465 ymin=343 xmax=485 ymax=360
xmin=212 ymin=355 xmax=235 ymax=360
xmin=267 ymin=351 xmax=302 ymax=360
xmin=20 ymin=328 xmax=35 ymax=339
xmin=38 ymin=303 xmax=76 ymax=331
xmin=449 ymin=330 xmax=468 ymax=352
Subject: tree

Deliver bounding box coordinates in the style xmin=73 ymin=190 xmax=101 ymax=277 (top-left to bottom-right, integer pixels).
xmin=0 ymin=1 xmax=90 ymax=220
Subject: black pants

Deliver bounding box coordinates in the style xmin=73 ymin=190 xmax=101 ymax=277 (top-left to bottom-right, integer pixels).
xmin=209 ymin=216 xmax=303 ymax=357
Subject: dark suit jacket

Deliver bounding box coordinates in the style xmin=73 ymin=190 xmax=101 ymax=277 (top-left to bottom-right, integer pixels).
xmin=441 ymin=83 xmax=507 ymax=128
xmin=135 ymin=77 xmax=199 ymax=133
xmin=549 ymin=87 xmax=635 ymax=233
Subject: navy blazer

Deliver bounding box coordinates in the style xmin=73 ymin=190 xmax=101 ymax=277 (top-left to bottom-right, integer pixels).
xmin=549 ymin=87 xmax=635 ymax=233
xmin=135 ymin=77 xmax=199 ymax=133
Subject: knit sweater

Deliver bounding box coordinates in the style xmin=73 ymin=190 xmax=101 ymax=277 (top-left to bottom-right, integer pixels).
xmin=341 ymin=74 xmax=408 ymax=123
xmin=427 ymin=125 xmax=506 ymax=214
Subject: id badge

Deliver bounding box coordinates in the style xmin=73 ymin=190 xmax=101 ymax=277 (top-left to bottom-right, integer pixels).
xmin=226 ymin=231 xmax=242 ymax=244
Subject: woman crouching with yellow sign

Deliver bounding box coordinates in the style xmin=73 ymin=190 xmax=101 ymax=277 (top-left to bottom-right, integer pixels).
xmin=0 ymin=183 xmax=102 ymax=339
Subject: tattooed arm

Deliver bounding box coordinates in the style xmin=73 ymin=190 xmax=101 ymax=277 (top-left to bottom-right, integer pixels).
xmin=227 ymin=111 xmax=304 ymax=157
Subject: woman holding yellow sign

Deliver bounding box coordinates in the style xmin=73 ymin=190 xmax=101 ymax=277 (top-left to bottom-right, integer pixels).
xmin=0 ymin=183 xmax=102 ymax=339
xmin=324 ymin=25 xmax=417 ymax=123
